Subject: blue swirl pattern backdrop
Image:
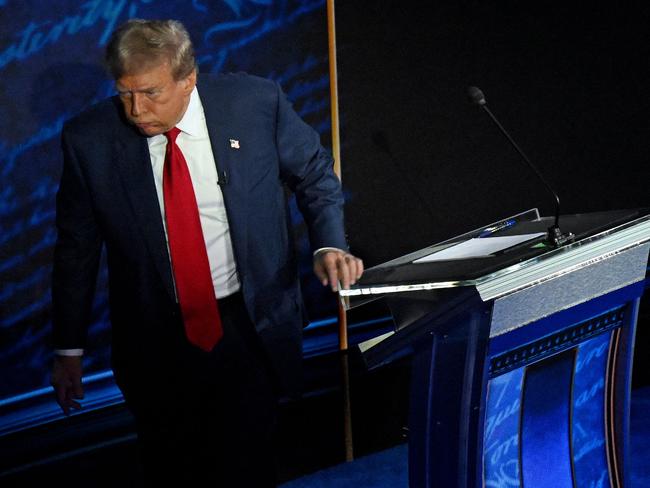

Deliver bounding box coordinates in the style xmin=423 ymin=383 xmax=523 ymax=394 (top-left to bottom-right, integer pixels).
xmin=0 ymin=0 xmax=333 ymax=401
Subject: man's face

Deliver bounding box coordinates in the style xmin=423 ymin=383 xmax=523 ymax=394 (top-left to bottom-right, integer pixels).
xmin=115 ymin=61 xmax=196 ymax=137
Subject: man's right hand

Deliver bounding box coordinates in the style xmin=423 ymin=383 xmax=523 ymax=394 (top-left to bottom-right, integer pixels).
xmin=51 ymin=355 xmax=84 ymax=415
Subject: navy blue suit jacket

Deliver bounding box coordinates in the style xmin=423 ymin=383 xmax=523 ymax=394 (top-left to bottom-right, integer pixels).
xmin=52 ymin=73 xmax=347 ymax=396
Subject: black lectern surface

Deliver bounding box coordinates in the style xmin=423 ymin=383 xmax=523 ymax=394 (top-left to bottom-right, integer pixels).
xmin=358 ymin=208 xmax=648 ymax=286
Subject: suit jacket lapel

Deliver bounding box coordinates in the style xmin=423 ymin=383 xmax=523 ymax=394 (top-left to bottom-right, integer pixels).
xmin=113 ymin=128 xmax=176 ymax=301
xmin=200 ymin=80 xmax=249 ymax=279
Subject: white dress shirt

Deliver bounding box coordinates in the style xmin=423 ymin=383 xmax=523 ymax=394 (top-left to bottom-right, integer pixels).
xmin=148 ymin=86 xmax=240 ymax=298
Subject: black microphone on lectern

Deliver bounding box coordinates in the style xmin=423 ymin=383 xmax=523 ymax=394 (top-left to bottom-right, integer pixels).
xmin=467 ymin=86 xmax=574 ymax=247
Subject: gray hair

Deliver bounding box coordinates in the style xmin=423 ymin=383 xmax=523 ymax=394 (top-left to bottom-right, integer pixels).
xmin=105 ymin=19 xmax=196 ymax=80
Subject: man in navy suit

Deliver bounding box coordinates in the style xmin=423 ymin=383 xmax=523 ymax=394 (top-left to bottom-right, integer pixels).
xmin=50 ymin=19 xmax=363 ymax=486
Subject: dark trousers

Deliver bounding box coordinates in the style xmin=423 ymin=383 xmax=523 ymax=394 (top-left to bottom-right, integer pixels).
xmin=129 ymin=292 xmax=279 ymax=487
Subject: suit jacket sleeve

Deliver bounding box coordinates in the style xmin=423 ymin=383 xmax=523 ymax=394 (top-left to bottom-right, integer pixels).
xmin=273 ymin=82 xmax=348 ymax=252
xmin=51 ymin=124 xmax=103 ymax=350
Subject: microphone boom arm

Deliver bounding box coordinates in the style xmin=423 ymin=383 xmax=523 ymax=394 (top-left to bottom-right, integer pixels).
xmin=480 ymin=104 xmax=561 ymax=228
xmin=468 ymin=86 xmax=574 ymax=247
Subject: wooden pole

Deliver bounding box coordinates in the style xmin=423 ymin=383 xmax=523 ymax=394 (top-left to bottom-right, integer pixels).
xmin=338 ymin=299 xmax=354 ymax=462
xmin=327 ymin=0 xmax=342 ymax=177
xmin=327 ymin=0 xmax=354 ymax=462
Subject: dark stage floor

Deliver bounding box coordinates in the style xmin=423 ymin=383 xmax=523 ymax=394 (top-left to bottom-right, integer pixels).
xmin=0 ymin=353 xmax=411 ymax=487
xmin=1 ymin=354 xmax=649 ymax=487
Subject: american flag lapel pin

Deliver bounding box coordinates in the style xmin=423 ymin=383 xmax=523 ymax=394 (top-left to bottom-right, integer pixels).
xmin=229 ymin=139 xmax=240 ymax=149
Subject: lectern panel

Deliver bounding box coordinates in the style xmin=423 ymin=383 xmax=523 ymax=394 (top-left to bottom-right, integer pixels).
xmin=572 ymin=331 xmax=612 ymax=487
xmin=521 ymin=350 xmax=576 ymax=487
xmin=483 ymin=368 xmax=524 ymax=487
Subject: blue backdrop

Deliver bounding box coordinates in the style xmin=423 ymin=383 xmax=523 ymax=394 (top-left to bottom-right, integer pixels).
xmin=0 ymin=0 xmax=335 ymax=403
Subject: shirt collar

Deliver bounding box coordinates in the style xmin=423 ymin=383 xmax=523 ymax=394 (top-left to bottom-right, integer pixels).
xmin=175 ymin=86 xmax=205 ymax=137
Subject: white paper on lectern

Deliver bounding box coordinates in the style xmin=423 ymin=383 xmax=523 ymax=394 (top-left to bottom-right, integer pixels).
xmin=413 ymin=233 xmax=547 ymax=263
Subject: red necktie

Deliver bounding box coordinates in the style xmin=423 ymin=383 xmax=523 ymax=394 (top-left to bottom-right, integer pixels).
xmin=163 ymin=127 xmax=222 ymax=351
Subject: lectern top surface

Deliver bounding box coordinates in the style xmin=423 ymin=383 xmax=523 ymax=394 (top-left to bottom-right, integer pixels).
xmin=341 ymin=208 xmax=650 ymax=305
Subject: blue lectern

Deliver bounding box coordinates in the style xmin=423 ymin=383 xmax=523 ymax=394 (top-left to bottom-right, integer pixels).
xmin=341 ymin=208 xmax=650 ymax=488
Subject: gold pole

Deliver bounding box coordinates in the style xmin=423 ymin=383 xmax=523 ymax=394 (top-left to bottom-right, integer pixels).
xmin=327 ymin=0 xmax=354 ymax=462
xmin=338 ymin=298 xmax=354 ymax=462
xmin=327 ymin=0 xmax=342 ymax=178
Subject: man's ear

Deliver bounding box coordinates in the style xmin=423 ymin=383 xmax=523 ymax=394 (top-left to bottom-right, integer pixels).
xmin=181 ymin=69 xmax=197 ymax=94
